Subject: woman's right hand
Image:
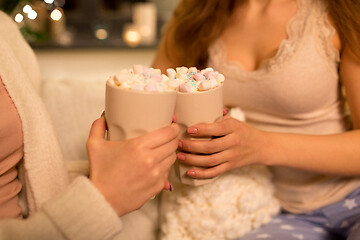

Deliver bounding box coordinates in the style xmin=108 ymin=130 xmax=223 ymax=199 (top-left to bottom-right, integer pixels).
xmin=86 ymin=116 xmax=179 ymax=217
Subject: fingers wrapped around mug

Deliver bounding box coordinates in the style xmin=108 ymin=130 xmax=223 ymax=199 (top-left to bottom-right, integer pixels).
xmin=177 ymin=117 xmax=267 ymax=179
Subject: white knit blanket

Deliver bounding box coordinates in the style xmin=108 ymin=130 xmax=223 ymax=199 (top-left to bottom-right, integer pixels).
xmin=160 ymin=108 xmax=280 ymax=240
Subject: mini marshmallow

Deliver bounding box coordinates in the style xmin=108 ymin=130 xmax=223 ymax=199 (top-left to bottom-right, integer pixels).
xmin=133 ymin=65 xmax=144 ymax=74
xmin=179 ymin=83 xmax=192 ymax=92
xmin=188 ymin=67 xmax=198 ymax=74
xmin=200 ymin=67 xmax=214 ymax=75
xmin=194 ymin=73 xmax=205 ymax=82
xmin=121 ymin=81 xmax=132 ymax=89
xmin=151 ymin=68 xmax=161 ymax=75
xmin=167 ymin=68 xmax=176 ymax=79
xmin=150 ymin=74 xmax=162 ymax=82
xmin=217 ymin=73 xmax=225 ymax=83
xmin=176 ymin=66 xmax=188 ymax=75
xmin=161 ymin=74 xmax=170 ymax=82
xmin=209 ymin=79 xmax=219 ymax=88
xmin=198 ymin=80 xmax=212 ymax=91
xmin=114 ymin=74 xmax=127 ymax=85
xmin=206 ymin=71 xmax=217 ymax=80
xmin=175 ymin=72 xmax=187 ymax=81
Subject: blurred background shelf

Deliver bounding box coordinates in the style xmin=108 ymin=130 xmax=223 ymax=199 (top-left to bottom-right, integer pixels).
xmin=2 ymin=0 xmax=178 ymax=49
xmin=0 ymin=0 xmax=178 ymax=81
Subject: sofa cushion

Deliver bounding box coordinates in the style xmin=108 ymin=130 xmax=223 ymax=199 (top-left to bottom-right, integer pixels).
xmin=41 ymin=78 xmax=106 ymax=161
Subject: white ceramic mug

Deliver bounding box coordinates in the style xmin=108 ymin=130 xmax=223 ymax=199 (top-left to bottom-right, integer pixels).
xmin=105 ymin=81 xmax=176 ymax=141
xmin=174 ymin=85 xmax=223 ymax=186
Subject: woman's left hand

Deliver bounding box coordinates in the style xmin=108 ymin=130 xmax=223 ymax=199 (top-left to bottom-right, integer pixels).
xmin=177 ymin=116 xmax=269 ymax=179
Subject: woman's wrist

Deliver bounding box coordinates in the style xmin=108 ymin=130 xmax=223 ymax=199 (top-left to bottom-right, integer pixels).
xmin=256 ymin=130 xmax=282 ymax=167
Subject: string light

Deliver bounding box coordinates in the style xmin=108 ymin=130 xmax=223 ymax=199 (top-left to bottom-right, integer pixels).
xmin=28 ymin=10 xmax=38 ymax=20
xmin=50 ymin=8 xmax=63 ymax=21
xmin=44 ymin=0 xmax=55 ymax=4
xmin=23 ymin=5 xmax=32 ymax=14
xmin=95 ymin=28 xmax=108 ymax=40
xmin=14 ymin=13 xmax=24 ymax=23
xmin=124 ymin=29 xmax=141 ymax=47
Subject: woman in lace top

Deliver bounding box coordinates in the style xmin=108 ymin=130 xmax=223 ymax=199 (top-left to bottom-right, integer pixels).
xmin=153 ymin=0 xmax=360 ymax=239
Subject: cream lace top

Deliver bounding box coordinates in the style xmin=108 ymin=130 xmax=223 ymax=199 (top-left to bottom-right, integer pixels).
xmin=208 ymin=0 xmax=360 ymax=213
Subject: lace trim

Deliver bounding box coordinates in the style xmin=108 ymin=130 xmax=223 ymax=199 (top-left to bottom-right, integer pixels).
xmin=208 ymin=0 xmax=313 ymax=80
xmin=312 ymin=1 xmax=340 ymax=63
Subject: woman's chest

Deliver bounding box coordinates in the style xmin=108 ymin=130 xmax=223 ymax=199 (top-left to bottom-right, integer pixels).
xmin=221 ymin=0 xmax=298 ymax=72
xmin=209 ymin=37 xmax=340 ymax=117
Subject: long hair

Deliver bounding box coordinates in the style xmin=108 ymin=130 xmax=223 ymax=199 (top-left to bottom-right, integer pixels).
xmin=325 ymin=0 xmax=360 ymax=59
xmin=164 ymin=0 xmax=360 ymax=67
xmin=163 ymin=0 xmax=236 ymax=68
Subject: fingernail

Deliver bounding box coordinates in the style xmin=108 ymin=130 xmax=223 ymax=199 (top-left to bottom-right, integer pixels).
xmin=177 ymin=153 xmax=185 ymax=161
xmin=187 ymin=127 xmax=198 ymax=134
xmin=169 ymin=184 xmax=173 ymax=192
xmin=178 ymin=140 xmax=183 ymax=149
xmin=187 ymin=170 xmax=196 ymax=177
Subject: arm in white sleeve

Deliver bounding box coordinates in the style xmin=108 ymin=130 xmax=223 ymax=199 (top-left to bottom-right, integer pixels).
xmin=0 ymin=177 xmax=122 ymax=240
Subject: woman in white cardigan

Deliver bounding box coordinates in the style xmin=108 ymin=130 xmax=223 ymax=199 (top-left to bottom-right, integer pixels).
xmin=0 ymin=11 xmax=178 ymax=239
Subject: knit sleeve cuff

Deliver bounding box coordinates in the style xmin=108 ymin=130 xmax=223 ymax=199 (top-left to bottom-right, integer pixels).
xmin=43 ymin=176 xmax=122 ymax=240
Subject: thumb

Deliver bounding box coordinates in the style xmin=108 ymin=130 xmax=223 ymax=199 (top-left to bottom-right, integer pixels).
xmin=89 ymin=116 xmax=107 ymax=140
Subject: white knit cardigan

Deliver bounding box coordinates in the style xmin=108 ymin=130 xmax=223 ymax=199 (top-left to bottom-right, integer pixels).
xmin=0 ymin=11 xmax=122 ymax=239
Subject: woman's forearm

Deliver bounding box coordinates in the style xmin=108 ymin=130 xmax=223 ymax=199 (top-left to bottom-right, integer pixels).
xmin=264 ymin=129 xmax=360 ymax=176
